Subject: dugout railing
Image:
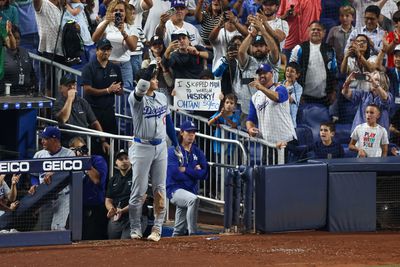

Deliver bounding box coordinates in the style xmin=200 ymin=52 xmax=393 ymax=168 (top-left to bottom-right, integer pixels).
xmin=30 ymin=53 xmax=285 ymax=203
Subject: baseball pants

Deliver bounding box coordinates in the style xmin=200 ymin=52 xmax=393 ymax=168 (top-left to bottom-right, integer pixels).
xmin=128 ymin=142 xmax=167 ymax=236
xmin=170 ymin=189 xmax=200 ymax=236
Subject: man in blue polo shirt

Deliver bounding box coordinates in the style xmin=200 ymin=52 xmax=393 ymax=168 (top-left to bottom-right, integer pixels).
xmin=81 ymin=38 xmax=123 ymax=138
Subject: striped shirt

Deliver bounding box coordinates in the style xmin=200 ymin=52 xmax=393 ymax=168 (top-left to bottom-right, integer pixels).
xmin=131 ymin=26 xmax=146 ymax=56
xmin=200 ymin=11 xmax=221 ymax=46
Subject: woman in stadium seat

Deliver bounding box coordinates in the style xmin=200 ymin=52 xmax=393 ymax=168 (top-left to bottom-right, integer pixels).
xmin=166 ymin=120 xmax=208 ymax=236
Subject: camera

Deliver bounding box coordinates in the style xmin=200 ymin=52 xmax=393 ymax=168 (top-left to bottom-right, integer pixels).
xmin=166 ymin=7 xmax=176 ymax=16
xmin=72 ymin=145 xmax=89 ymax=155
xmin=354 ymin=73 xmax=366 ymax=81
xmin=223 ymin=11 xmax=229 ymax=21
xmin=114 ymin=11 xmax=122 ymax=26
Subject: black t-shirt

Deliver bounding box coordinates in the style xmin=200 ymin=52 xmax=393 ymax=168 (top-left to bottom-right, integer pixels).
xmin=106 ymin=168 xmax=132 ymax=208
xmin=163 ymin=45 xmax=208 ymax=79
xmin=81 ymin=59 xmax=123 ymax=108
xmin=52 ymin=96 xmax=97 ymax=128
xmin=313 ymin=140 xmax=344 ymax=159
xmin=2 ymin=47 xmax=35 ymax=95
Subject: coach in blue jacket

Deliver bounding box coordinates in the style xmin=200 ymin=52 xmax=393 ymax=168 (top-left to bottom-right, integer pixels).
xmin=166 ymin=120 xmax=208 ymax=236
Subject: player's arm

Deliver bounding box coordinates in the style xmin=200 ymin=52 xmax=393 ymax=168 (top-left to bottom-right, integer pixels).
xmin=168 ymin=148 xmax=189 ymax=180
xmin=185 ymin=149 xmax=208 ymax=181
xmin=133 ymin=79 xmax=150 ymax=101
xmin=166 ymin=114 xmax=179 ymax=147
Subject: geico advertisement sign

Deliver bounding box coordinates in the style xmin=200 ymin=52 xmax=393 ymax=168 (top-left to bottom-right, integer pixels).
xmin=0 ymin=160 xmax=83 ymax=172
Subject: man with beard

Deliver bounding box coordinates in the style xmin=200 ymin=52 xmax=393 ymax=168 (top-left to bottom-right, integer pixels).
xmin=246 ymin=64 xmax=296 ymax=147
xmin=234 ymin=13 xmax=279 ymax=127
xmin=258 ymin=0 xmax=289 ymax=52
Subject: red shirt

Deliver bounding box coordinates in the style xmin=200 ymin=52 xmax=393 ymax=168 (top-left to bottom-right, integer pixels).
xmin=386 ymin=31 xmax=399 ymax=68
xmin=278 ymin=0 xmax=321 ymax=50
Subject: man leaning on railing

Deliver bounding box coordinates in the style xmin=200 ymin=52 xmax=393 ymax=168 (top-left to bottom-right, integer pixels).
xmin=52 ymin=73 xmax=110 ymax=155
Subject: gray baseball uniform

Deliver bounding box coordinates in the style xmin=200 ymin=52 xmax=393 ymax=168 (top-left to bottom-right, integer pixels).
xmin=127 ymin=90 xmax=170 ymax=237
xmin=33 ymin=147 xmax=75 ymax=230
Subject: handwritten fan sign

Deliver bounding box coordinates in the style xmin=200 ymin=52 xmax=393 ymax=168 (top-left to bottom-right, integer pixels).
xmin=173 ymin=79 xmax=221 ymax=111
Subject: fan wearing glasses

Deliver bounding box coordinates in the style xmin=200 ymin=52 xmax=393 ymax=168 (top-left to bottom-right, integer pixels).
xmin=69 ymin=136 xmax=109 ymax=240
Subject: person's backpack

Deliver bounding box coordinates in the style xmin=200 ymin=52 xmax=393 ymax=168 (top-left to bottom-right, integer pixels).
xmin=62 ymin=20 xmax=84 ymax=66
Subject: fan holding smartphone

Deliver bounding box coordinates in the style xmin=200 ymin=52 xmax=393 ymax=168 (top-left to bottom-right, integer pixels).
xmin=92 ymin=0 xmax=139 ymax=90
xmin=341 ymin=34 xmax=380 ymax=90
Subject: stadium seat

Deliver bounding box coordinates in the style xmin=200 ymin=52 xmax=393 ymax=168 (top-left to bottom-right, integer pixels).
xmin=288 ymin=126 xmax=315 ymax=162
xmin=297 ymin=103 xmax=330 ymax=141
xmin=334 ymin=123 xmax=352 ymax=145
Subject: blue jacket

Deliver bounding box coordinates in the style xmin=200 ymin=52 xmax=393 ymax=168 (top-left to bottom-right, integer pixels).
xmin=166 ymin=144 xmax=208 ymax=199
xmin=83 ymin=155 xmax=108 ymax=206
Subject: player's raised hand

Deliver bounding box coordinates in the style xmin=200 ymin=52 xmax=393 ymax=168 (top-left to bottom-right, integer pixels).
xmin=174 ymin=146 xmax=184 ymax=166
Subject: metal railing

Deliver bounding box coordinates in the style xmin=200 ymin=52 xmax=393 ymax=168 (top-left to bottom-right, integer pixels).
xmin=29 ymin=52 xmax=284 ymax=206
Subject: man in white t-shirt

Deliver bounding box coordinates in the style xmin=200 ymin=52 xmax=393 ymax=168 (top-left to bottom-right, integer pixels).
xmin=259 ymin=0 xmax=289 ymax=51
xmin=155 ymin=0 xmax=204 ymax=47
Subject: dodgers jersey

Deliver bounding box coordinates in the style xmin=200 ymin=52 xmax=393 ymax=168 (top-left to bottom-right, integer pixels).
xmin=248 ymin=84 xmax=297 ymax=144
xmin=128 ymin=90 xmax=170 ymax=141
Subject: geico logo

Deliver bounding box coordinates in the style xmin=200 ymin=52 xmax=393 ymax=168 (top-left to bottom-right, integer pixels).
xmin=0 ymin=162 xmax=30 ymax=172
xmin=43 ymin=160 xmax=83 ymax=171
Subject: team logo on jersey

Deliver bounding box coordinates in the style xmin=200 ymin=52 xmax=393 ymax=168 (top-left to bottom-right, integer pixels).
xmin=143 ymin=105 xmax=167 ymax=118
xmin=256 ymin=101 xmax=269 ymax=111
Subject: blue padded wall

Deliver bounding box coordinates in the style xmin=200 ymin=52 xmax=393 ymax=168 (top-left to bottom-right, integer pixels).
xmin=328 ymin=172 xmax=376 ymax=232
xmin=255 ymin=163 xmax=328 ymax=232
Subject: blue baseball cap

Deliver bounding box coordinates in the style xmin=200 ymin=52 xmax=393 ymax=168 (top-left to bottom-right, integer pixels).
xmin=256 ymin=64 xmax=273 ymax=74
xmin=171 ymin=0 xmax=187 ymax=8
xmin=180 ymin=121 xmax=197 ymax=132
xmin=41 ymin=126 xmax=61 ymax=140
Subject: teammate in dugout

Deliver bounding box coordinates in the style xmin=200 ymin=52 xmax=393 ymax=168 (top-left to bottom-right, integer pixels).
xmin=128 ymin=68 xmax=183 ymax=242
xmin=166 ymin=120 xmax=208 ymax=236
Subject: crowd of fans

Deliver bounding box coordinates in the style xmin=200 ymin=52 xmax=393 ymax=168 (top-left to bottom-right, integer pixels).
xmin=2 ymin=0 xmax=400 ymax=238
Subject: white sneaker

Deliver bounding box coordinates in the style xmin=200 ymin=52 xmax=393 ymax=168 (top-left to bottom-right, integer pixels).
xmin=130 ymin=233 xmax=142 ymax=240
xmin=147 ymin=231 xmax=161 ymax=242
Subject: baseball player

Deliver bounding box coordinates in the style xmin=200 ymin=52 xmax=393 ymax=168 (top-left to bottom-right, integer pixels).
xmin=128 ymin=69 xmax=183 ymax=242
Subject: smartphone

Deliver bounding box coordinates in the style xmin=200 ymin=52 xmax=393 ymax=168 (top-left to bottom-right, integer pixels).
xmin=166 ymin=7 xmax=176 ymax=16
xmin=354 ymin=73 xmax=366 ymax=80
xmin=114 ymin=11 xmax=122 ymax=26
